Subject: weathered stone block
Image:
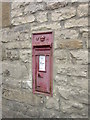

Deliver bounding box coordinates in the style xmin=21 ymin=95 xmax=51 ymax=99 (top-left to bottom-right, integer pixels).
xmin=3 ymin=77 xmax=21 ymax=89
xmin=24 ymin=3 xmax=45 ymax=14
xmin=59 ymin=40 xmax=83 ymax=49
xmin=20 ymin=49 xmax=31 ymax=63
xmin=2 ymin=88 xmax=44 ymax=106
xmin=11 ymin=8 xmax=23 ymax=18
xmin=54 ymin=50 xmax=67 ymax=64
xmin=2 ymin=28 xmax=14 ymax=43
xmin=60 ymin=99 xmax=84 ymax=115
xmin=36 ymin=11 xmax=47 ymax=23
xmin=21 ymin=80 xmax=32 ymax=89
xmin=15 ymin=112 xmax=29 ymax=118
xmin=51 ymin=7 xmax=76 ymax=21
xmin=70 ymin=50 xmax=88 ymax=65
xmin=68 ymin=76 xmax=88 ymax=90
xmin=26 ymin=107 xmax=40 ymax=117
xmin=46 ymin=97 xmax=59 ymax=110
xmin=46 ymin=2 xmax=67 ymax=10
xmin=4 ymin=41 xmax=31 ymax=49
xmin=11 ymin=2 xmax=24 ymax=10
xmin=67 ymin=65 xmax=88 ymax=77
xmin=55 ymin=74 xmax=67 ymax=86
xmin=12 ymin=15 xmax=35 ymax=25
xmin=2 ymin=106 xmax=16 ymax=118
xmin=2 ymin=62 xmax=28 ymax=79
xmin=57 ymin=64 xmax=67 ymax=75
xmin=31 ymin=22 xmax=61 ymax=31
xmin=55 ymin=29 xmax=79 ymax=41
xmin=77 ymin=4 xmax=88 ymax=17
xmin=6 ymin=50 xmax=19 ymax=60
xmin=80 ymin=27 xmax=88 ymax=33
xmin=39 ymin=108 xmax=60 ymax=118
xmin=65 ymin=18 xmax=88 ymax=28
xmin=82 ymin=32 xmax=88 ymax=39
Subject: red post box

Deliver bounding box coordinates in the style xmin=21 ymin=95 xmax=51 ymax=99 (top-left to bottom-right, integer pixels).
xmin=32 ymin=32 xmax=53 ymax=96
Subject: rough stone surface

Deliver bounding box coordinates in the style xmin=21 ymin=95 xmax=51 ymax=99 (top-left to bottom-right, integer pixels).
xmin=24 ymin=3 xmax=45 ymax=14
xmin=46 ymin=97 xmax=59 ymax=110
xmin=12 ymin=15 xmax=35 ymax=25
xmin=70 ymin=50 xmax=88 ymax=65
xmin=65 ymin=18 xmax=88 ymax=28
xmin=36 ymin=11 xmax=47 ymax=23
xmin=31 ymin=22 xmax=61 ymax=31
xmin=2 ymin=2 xmax=89 ymax=118
xmin=2 ymin=62 xmax=28 ymax=79
xmin=77 ymin=4 xmax=88 ymax=17
xmin=51 ymin=7 xmax=76 ymax=21
xmin=59 ymin=40 xmax=83 ymax=49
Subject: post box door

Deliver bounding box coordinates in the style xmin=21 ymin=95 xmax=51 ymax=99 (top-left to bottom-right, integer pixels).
xmin=35 ymin=49 xmax=51 ymax=93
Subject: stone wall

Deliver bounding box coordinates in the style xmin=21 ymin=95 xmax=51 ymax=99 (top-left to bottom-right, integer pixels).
xmin=2 ymin=1 xmax=89 ymax=118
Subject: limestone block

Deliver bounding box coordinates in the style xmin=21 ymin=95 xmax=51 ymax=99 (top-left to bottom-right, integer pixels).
xmin=24 ymin=3 xmax=45 ymax=14
xmin=70 ymin=50 xmax=88 ymax=65
xmin=5 ymin=50 xmax=19 ymax=60
xmin=11 ymin=2 xmax=25 ymax=10
xmin=2 ymin=62 xmax=28 ymax=79
xmin=2 ymin=77 xmax=21 ymax=89
xmin=2 ymin=98 xmax=28 ymax=116
xmin=11 ymin=8 xmax=23 ymax=18
xmin=67 ymin=65 xmax=88 ymax=77
xmin=26 ymin=107 xmax=40 ymax=117
xmin=60 ymin=99 xmax=84 ymax=115
xmin=21 ymin=80 xmax=32 ymax=89
xmin=4 ymin=41 xmax=31 ymax=49
xmin=57 ymin=64 xmax=67 ymax=75
xmin=59 ymin=40 xmax=83 ymax=49
xmin=54 ymin=50 xmax=67 ymax=64
xmin=65 ymin=18 xmax=88 ymax=28
xmin=3 ymin=88 xmax=44 ymax=106
xmin=2 ymin=28 xmax=14 ymax=43
xmin=68 ymin=76 xmax=88 ymax=90
xmin=31 ymin=22 xmax=61 ymax=31
xmin=52 ymin=7 xmax=76 ymax=21
xmin=12 ymin=15 xmax=35 ymax=25
xmin=39 ymin=108 xmax=60 ymax=118
xmin=2 ymin=26 xmax=30 ymax=43
xmin=55 ymin=75 xmax=67 ymax=86
xmin=82 ymin=32 xmax=88 ymax=39
xmin=55 ymin=29 xmax=78 ymax=40
xmin=77 ymin=4 xmax=88 ymax=17
xmin=15 ymin=112 xmax=29 ymax=118
xmin=20 ymin=49 xmax=32 ymax=63
xmin=46 ymin=2 xmax=67 ymax=10
xmin=80 ymin=27 xmax=88 ymax=33
xmin=36 ymin=11 xmax=47 ymax=23
xmin=46 ymin=97 xmax=59 ymax=110
xmin=58 ymin=86 xmax=72 ymax=100
xmin=2 ymin=106 xmax=16 ymax=118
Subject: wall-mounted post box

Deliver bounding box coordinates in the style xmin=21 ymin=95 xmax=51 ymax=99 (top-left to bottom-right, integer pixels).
xmin=32 ymin=32 xmax=53 ymax=96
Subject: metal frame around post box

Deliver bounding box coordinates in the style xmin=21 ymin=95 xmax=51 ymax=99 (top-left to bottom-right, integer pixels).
xmin=32 ymin=31 xmax=53 ymax=96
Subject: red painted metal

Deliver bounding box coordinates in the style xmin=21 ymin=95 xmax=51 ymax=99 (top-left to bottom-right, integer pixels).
xmin=32 ymin=32 xmax=53 ymax=96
